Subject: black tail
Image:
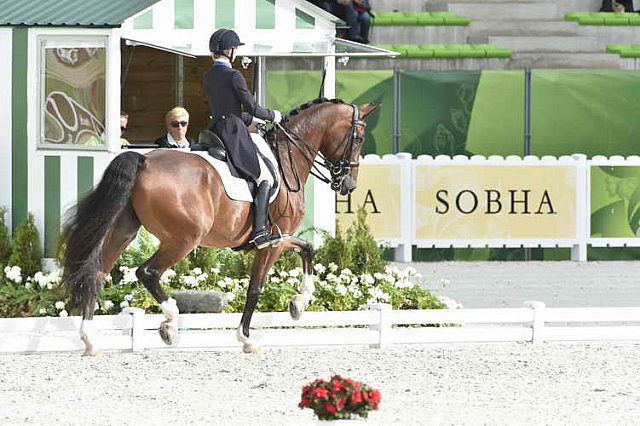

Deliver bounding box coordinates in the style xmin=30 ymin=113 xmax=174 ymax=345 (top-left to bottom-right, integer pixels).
xmin=60 ymin=151 xmax=146 ymax=317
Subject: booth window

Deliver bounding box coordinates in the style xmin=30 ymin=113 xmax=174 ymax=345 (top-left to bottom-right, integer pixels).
xmin=39 ymin=37 xmax=107 ymax=149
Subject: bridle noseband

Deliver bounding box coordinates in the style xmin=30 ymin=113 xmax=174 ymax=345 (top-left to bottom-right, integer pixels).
xmin=327 ymin=104 xmax=366 ymax=191
xmin=273 ymin=103 xmax=365 ymax=193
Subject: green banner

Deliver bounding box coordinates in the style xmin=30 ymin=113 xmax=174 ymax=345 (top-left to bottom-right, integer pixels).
xmin=591 ymin=165 xmax=640 ymax=237
xmin=400 ymin=70 xmax=481 ymax=156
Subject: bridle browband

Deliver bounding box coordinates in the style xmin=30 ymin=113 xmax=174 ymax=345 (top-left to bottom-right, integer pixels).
xmin=272 ymin=103 xmax=365 ymax=193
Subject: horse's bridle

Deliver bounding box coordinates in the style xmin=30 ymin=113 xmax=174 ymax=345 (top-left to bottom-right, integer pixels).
xmin=273 ymin=104 xmax=366 ymax=193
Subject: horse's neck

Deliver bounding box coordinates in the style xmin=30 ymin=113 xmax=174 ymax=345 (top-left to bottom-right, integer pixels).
xmin=274 ymin=123 xmax=322 ymax=191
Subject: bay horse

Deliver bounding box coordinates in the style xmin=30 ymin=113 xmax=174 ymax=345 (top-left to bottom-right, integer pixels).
xmin=60 ymin=98 xmax=377 ymax=355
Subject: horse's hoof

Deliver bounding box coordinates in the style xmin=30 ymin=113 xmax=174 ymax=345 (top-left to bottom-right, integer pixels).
xmin=159 ymin=322 xmax=178 ymax=345
xmin=289 ymin=295 xmax=307 ymax=320
xmin=242 ymin=342 xmax=264 ymax=354
xmin=82 ymin=347 xmax=102 ymax=357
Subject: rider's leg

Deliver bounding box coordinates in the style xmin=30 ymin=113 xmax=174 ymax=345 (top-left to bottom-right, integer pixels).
xmin=248 ymin=180 xmax=281 ymax=249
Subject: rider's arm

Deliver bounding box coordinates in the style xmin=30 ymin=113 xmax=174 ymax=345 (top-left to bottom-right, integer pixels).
xmin=231 ymin=71 xmax=276 ymax=122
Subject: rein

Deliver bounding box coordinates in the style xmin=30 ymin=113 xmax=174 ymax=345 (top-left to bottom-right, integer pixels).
xmin=271 ymin=104 xmax=365 ymax=193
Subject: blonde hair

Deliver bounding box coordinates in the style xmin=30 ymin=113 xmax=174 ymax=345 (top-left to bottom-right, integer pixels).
xmin=165 ymin=106 xmax=189 ymax=125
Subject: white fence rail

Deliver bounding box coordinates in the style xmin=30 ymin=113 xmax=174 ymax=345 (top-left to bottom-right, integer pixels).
xmin=1 ymin=302 xmax=640 ymax=354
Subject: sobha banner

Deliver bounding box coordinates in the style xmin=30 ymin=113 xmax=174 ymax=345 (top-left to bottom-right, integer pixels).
xmin=414 ymin=165 xmax=577 ymax=240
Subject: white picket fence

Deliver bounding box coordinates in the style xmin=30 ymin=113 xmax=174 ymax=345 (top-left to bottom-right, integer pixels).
xmin=1 ymin=302 xmax=640 ymax=354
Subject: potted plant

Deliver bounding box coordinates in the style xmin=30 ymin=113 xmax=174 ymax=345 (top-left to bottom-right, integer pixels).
xmin=299 ymin=374 xmax=381 ymax=422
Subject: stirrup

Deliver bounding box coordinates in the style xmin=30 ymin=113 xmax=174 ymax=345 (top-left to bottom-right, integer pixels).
xmin=249 ymin=231 xmax=283 ymax=249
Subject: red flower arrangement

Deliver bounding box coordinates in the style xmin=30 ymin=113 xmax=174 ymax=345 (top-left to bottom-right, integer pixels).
xmin=299 ymin=374 xmax=381 ymax=421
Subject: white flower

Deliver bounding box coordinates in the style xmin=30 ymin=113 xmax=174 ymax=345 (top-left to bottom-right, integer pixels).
xmin=225 ymin=292 xmax=236 ymax=303
xmin=438 ymin=295 xmax=463 ymax=310
xmin=54 ymin=301 xmax=65 ymax=310
xmin=59 ymin=310 xmax=68 ymax=317
xmin=103 ymin=300 xmax=114 ymax=311
xmin=94 ymin=302 xmax=99 ymax=312
xmin=120 ymin=300 xmax=130 ymax=309
xmin=160 ymin=269 xmax=176 ymax=284
xmin=24 ymin=282 xmax=32 ymax=289
xmin=328 ymin=262 xmax=338 ymax=272
xmin=279 ymin=270 xmax=289 ymax=278
xmin=395 ymin=279 xmax=413 ymax=289
xmin=270 ymin=276 xmax=281 ymax=284
xmin=121 ymin=267 xmax=138 ymax=284
xmin=4 ymin=265 xmax=22 ymax=283
xmin=38 ymin=308 xmax=47 ymax=315
xmin=192 ymin=267 xmax=202 ymax=275
xmin=196 ymin=272 xmax=208 ymax=283
xmin=368 ymin=287 xmax=390 ymax=303
xmin=288 ymin=268 xmax=301 ymax=277
xmin=181 ymin=275 xmax=198 ymax=288
xmin=336 ymin=284 xmax=348 ymax=296
xmin=313 ymin=263 xmax=326 ymax=274
xmin=360 ymin=274 xmax=374 ymax=285
xmin=210 ymin=267 xmax=220 ymax=274
xmin=340 ymin=268 xmax=353 ymax=276
xmin=124 ymin=294 xmax=134 ymax=302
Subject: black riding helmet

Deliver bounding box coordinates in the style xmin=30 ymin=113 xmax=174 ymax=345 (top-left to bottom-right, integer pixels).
xmin=209 ymin=28 xmax=245 ymax=53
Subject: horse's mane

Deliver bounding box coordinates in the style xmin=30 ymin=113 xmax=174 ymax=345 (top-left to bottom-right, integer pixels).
xmin=282 ymin=97 xmax=346 ymax=124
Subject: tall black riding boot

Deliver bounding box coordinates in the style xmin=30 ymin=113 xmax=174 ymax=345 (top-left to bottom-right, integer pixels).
xmin=248 ymin=181 xmax=281 ymax=249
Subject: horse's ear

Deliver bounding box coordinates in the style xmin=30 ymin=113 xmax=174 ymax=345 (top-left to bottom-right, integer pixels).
xmin=359 ymin=102 xmax=379 ymax=120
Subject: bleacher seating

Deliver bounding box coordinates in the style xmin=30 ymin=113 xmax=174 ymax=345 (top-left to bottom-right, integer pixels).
xmin=372 ymin=11 xmax=470 ymax=26
xmin=606 ymin=44 xmax=640 ymax=57
xmin=565 ymin=12 xmax=640 ymax=25
xmin=374 ymin=43 xmax=511 ymax=59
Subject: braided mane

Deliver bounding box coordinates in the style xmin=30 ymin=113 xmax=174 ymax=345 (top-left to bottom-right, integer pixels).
xmin=283 ymin=98 xmax=345 ymax=123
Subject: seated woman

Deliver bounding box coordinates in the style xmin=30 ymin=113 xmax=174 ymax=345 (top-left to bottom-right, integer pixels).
xmin=155 ymin=106 xmax=195 ymax=148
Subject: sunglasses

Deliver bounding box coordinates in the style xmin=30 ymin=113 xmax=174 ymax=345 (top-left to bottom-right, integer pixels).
xmin=120 ymin=126 xmax=127 ymax=132
xmin=170 ymin=120 xmax=188 ymax=128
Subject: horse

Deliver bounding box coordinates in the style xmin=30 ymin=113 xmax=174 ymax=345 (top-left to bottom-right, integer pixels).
xmin=60 ymin=98 xmax=377 ymax=355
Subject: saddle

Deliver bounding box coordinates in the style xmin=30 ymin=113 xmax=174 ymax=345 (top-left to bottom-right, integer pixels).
xmin=191 ymin=129 xmax=279 ymax=200
xmin=192 ymin=129 xmax=227 ymax=161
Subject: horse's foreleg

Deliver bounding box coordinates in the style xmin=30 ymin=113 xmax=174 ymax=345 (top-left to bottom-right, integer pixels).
xmin=137 ymin=243 xmax=194 ymax=346
xmin=287 ymin=237 xmax=315 ymax=320
xmin=237 ymin=247 xmax=282 ymax=354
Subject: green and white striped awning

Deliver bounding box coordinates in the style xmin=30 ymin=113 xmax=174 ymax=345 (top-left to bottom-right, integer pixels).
xmin=121 ymin=0 xmax=396 ymax=57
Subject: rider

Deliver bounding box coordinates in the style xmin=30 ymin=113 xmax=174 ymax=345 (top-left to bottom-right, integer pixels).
xmin=203 ymin=28 xmax=283 ymax=250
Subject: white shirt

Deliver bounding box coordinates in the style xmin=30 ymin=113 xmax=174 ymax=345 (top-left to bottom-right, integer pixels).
xmin=166 ymin=132 xmax=189 ymax=148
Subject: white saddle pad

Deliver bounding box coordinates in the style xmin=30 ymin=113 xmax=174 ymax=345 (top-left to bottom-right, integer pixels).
xmin=186 ymin=133 xmax=280 ymax=203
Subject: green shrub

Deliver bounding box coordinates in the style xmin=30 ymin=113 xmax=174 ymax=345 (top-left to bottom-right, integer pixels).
xmin=315 ymin=207 xmax=388 ymax=275
xmin=0 ymin=207 xmax=10 ymax=267
xmin=7 ymin=213 xmax=42 ymax=277
xmin=0 ymin=210 xmax=452 ymax=317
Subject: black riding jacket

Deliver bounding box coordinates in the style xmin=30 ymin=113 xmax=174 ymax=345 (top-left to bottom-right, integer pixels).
xmin=203 ymin=62 xmax=276 ymax=181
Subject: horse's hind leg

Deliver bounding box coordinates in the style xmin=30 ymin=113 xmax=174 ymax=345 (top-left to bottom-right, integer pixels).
xmin=136 ymin=242 xmax=195 ymax=346
xmin=285 ymin=237 xmax=315 ymax=320
xmin=80 ymin=205 xmax=140 ymax=356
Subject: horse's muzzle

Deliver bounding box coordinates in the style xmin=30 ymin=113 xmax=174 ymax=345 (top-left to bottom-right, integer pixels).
xmin=339 ymin=176 xmax=357 ymax=195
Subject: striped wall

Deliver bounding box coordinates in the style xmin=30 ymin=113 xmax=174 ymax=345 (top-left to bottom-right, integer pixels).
xmin=2 ymin=27 xmax=116 ymax=259
xmin=0 ymin=29 xmax=12 ymax=232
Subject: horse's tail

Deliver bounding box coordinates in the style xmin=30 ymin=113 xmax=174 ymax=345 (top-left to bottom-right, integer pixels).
xmin=60 ymin=151 xmax=146 ymax=314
